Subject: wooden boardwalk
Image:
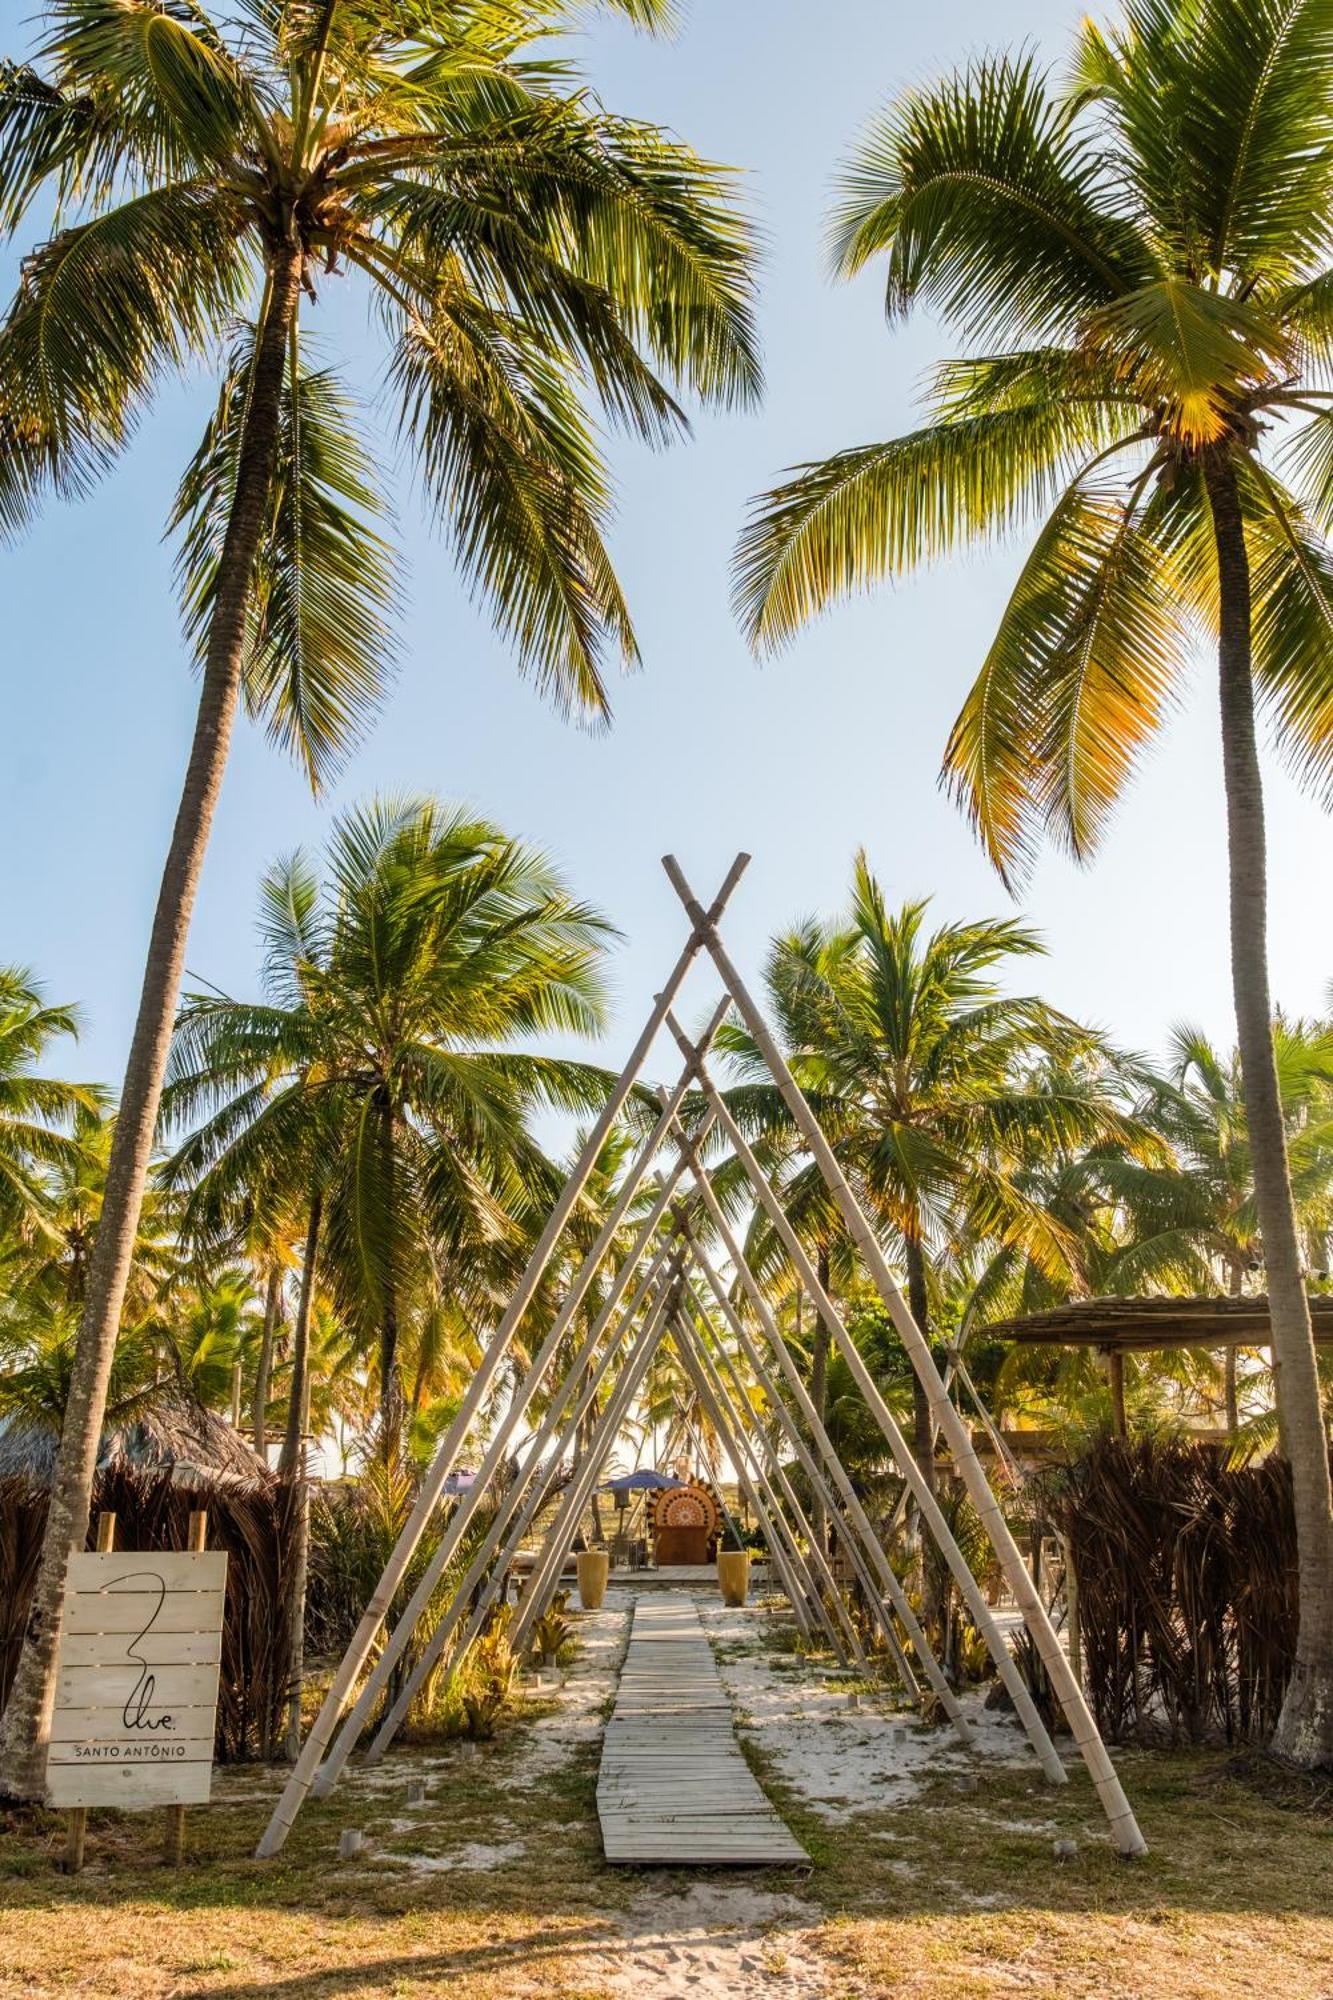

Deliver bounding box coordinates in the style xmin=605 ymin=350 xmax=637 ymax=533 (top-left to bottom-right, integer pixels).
xmin=596 ymin=1597 xmax=808 ymax=1866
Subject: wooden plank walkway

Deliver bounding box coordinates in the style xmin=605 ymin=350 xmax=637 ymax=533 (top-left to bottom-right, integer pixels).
xmin=596 ymin=1596 xmax=808 ymax=1866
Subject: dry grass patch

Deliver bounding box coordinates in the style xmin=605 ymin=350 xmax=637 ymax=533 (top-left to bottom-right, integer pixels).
xmin=3 ymin=1612 xmax=1332 ymax=2000
xmin=788 ymin=1747 xmax=1333 ymax=1999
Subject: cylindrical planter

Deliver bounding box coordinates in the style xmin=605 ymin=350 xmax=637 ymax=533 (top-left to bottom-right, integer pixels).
xmin=717 ymin=1550 xmax=752 ymax=1607
xmin=576 ymin=1549 xmax=610 ymax=1610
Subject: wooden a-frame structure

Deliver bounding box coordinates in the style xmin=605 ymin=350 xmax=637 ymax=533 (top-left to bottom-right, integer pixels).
xmin=257 ymin=857 xmax=1146 ymax=1860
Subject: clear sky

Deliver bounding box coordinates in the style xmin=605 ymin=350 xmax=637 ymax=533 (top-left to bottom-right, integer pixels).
xmin=4 ymin=0 xmax=1333 ymax=1103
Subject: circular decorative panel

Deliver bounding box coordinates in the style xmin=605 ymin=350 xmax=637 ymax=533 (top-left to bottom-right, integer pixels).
xmin=651 ymin=1482 xmax=720 ymax=1537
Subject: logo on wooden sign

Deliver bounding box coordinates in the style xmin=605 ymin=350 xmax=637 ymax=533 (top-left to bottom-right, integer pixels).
xmin=48 ymin=1550 xmax=227 ymax=1810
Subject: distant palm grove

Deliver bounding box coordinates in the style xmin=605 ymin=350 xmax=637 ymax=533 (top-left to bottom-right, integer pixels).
xmin=2 ymin=0 xmax=1333 ymax=1831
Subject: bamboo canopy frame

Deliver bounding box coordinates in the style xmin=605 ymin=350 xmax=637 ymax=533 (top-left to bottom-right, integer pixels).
xmin=256 ymin=856 xmax=1146 ymax=1862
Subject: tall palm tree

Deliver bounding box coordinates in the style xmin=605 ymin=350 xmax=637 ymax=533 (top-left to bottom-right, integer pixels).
xmin=161 ymin=797 xmax=617 ymax=1455
xmin=735 ymin=0 xmax=1333 ymax=1765
xmin=0 ymin=969 xmax=100 ymax=1246
xmin=161 ymin=795 xmax=615 ymax=1748
xmin=0 ymin=0 xmax=758 ymax=1796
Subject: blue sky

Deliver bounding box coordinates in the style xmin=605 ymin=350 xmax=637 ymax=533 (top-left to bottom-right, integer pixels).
xmin=4 ymin=0 xmax=1333 ymax=1103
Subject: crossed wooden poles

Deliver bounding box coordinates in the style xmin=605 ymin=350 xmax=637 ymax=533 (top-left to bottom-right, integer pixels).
xmin=257 ymin=857 xmax=1146 ymax=1861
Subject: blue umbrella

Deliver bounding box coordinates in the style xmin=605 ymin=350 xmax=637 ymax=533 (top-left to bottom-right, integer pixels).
xmin=599 ymin=1469 xmax=683 ymax=1493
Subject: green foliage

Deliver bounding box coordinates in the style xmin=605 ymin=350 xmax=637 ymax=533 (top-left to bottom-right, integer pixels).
xmin=0 ymin=968 xmax=101 ymax=1241
xmin=738 ymin=0 xmax=1333 ymax=880
xmin=160 ymin=795 xmax=616 ymax=1445
xmin=722 ymin=861 xmax=1149 ymax=1325
xmin=171 ymin=336 xmax=399 ymax=791
xmin=528 ymin=1594 xmax=571 ymax=1663
xmin=460 ymin=1613 xmax=521 ymax=1740
xmin=1 ymin=0 xmax=760 ymax=750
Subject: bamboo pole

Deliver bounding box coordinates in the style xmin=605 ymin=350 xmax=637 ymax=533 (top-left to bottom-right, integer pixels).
xmin=256 ymin=862 xmax=747 ymax=1857
xmin=664 ymin=1002 xmax=1063 ymax=1773
xmin=675 ymin=1217 xmax=949 ymax=1721
xmin=676 ymin=1409 xmax=746 ymax=1546
xmin=659 ymin=1113 xmax=941 ymax=1702
xmin=362 ymin=1238 xmax=683 ymax=1760
xmin=512 ymin=1283 xmax=677 ymax=1650
xmin=676 ymin=1279 xmax=868 ymax=1671
xmin=164 ymin=1508 xmax=207 ymax=1867
xmin=669 ymin=1314 xmax=823 ymax=1644
xmin=670 ymin=1318 xmax=816 ymax=1640
xmin=386 ymin=1282 xmax=671 ymax=1732
xmin=63 ymin=1509 xmax=117 ymax=1874
xmin=311 ymin=1100 xmax=717 ymax=1794
xmin=663 ymin=858 xmax=1146 ymax=1857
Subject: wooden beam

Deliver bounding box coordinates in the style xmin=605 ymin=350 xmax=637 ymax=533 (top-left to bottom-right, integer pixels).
xmin=363 ymin=1236 xmax=684 ymax=1762
xmin=663 ymin=856 xmax=1146 ymax=1858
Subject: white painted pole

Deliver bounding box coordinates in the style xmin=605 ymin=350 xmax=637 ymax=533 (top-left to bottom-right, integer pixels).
xmin=676 ymin=1219 xmax=939 ymax=1716
xmin=512 ymin=1281 xmax=676 ymax=1649
xmin=670 ymin=1313 xmax=826 ymax=1645
xmin=663 ymin=859 xmax=1146 ymax=1857
xmin=310 ymin=1091 xmax=719 ymax=1794
xmin=256 ymin=863 xmax=747 ymax=1857
xmin=676 ymin=1275 xmax=868 ymax=1670
xmin=663 ymin=1097 xmax=969 ymax=1734
xmin=362 ymin=1236 xmax=683 ymax=1761
xmin=677 ymin=1409 xmax=746 ymax=1545
xmin=664 ymin=987 xmax=1063 ymax=1775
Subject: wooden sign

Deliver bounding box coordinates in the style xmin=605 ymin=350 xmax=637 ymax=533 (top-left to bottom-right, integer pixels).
xmin=48 ymin=1550 xmax=227 ymax=1810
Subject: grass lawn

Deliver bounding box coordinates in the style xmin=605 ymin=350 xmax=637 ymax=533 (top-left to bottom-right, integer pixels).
xmin=2 ymin=1610 xmax=1330 ymax=2000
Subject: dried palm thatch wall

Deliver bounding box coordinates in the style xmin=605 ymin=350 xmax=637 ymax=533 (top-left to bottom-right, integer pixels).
xmin=0 ymin=1467 xmax=298 ymax=1762
xmin=1051 ymin=1439 xmax=1302 ymax=1745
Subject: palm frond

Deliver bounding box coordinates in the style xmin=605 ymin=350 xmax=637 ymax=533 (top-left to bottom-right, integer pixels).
xmin=171 ymin=330 xmax=398 ymax=790
xmin=943 ymin=471 xmax=1186 ymax=880
xmin=831 ymin=50 xmax=1156 ymax=342
xmin=391 ymin=289 xmax=636 ymax=717
xmin=734 ymin=402 xmax=1136 ymax=654
xmin=0 ymin=182 xmax=249 ymax=536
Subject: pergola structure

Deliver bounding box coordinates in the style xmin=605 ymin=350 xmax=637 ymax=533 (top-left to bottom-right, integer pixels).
xmin=988 ymin=1293 xmax=1333 ymax=1439
xmin=257 ymin=857 xmax=1146 ymax=1860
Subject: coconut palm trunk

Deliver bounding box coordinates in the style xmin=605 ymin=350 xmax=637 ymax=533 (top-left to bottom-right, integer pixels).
xmin=279 ymin=1190 xmax=322 ymax=1762
xmin=1224 ymin=1261 xmax=1244 ymax=1437
xmin=0 ymin=241 xmax=304 ymax=1802
xmin=902 ymin=1234 xmax=936 ymax=1498
xmin=253 ymin=1265 xmax=284 ymax=1459
xmin=1207 ymin=459 xmax=1333 ymax=1764
xmin=903 ymin=1231 xmax=947 ymax=1639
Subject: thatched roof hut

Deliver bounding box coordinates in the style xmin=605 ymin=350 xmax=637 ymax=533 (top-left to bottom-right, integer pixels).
xmin=987 ymin=1292 xmax=1333 ymax=1352
xmin=0 ymin=1386 xmax=273 ymax=1489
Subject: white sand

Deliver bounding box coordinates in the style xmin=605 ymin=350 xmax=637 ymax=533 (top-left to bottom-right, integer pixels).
xmin=389 ymin=1838 xmax=528 ymax=1875
xmin=495 ymin=1591 xmax=632 ymax=1790
xmin=583 ymin=1881 xmax=834 ymax=2000
xmin=219 ymin=1578 xmax=1052 ymax=1995
xmin=698 ymin=1594 xmax=1049 ymax=1821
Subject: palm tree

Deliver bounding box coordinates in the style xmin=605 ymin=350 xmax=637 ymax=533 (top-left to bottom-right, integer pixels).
xmin=162 ymin=797 xmax=617 ymax=1455
xmin=722 ymin=861 xmax=1143 ymax=1493
xmin=735 ymin=1 xmax=1333 ymax=1765
xmin=1106 ymin=1023 xmax=1333 ymax=1430
xmin=0 ymin=969 xmax=100 ymax=1246
xmin=0 ymin=0 xmax=758 ymax=1796
xmin=161 ymin=795 xmax=615 ymax=1749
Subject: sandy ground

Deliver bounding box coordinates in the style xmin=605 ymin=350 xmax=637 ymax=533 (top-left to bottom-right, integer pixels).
xmin=551 ymin=1582 xmax=1052 ymax=1999
xmin=699 ymin=1595 xmax=1050 ymax=1822
xmin=208 ymin=1582 xmax=1055 ymax=1998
